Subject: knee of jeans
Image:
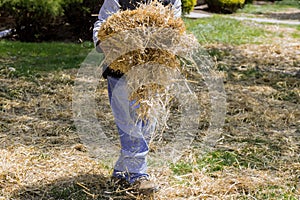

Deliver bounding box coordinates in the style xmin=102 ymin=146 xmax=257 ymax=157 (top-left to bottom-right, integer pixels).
xmin=121 ymin=141 xmax=149 ymax=153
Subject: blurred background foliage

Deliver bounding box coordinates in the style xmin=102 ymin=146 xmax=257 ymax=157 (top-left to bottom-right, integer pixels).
xmin=206 ymin=0 xmax=245 ymax=13
xmin=182 ymin=0 xmax=197 ymax=14
xmin=0 ymin=0 xmax=299 ymax=42
xmin=0 ymin=0 xmax=104 ymax=41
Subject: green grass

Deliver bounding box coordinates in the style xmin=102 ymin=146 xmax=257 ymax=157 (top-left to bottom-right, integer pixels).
xmin=170 ymin=162 xmax=194 ymax=175
xmin=238 ymin=0 xmax=300 ymax=14
xmin=0 ymin=40 xmax=93 ymax=77
xmin=272 ymin=24 xmax=300 ymax=35
xmin=197 ymin=150 xmax=241 ymax=172
xmin=291 ymin=26 xmax=300 ymax=38
xmin=238 ymin=3 xmax=299 ymax=14
xmin=171 ymin=150 xmax=246 ymax=175
xmin=184 ymin=16 xmax=269 ymax=45
xmin=171 ymin=141 xmax=285 ymax=176
xmin=274 ymin=0 xmax=300 ymax=7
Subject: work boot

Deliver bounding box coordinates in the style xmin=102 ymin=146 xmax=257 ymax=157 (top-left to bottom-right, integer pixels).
xmin=132 ymin=176 xmax=159 ymax=194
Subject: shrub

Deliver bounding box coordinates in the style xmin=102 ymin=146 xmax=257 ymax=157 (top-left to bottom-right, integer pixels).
xmin=61 ymin=0 xmax=104 ymax=41
xmin=2 ymin=0 xmax=63 ymax=41
xmin=181 ymin=0 xmax=197 ymax=15
xmin=206 ymin=0 xmax=245 ymax=13
xmin=0 ymin=0 xmax=104 ymax=42
xmin=244 ymin=0 xmax=253 ymax=4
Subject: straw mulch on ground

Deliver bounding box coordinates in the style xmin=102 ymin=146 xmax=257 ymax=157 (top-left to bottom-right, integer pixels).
xmin=1 ymin=39 xmax=299 ymax=199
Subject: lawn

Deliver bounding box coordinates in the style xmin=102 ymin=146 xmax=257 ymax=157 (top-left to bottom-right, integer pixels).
xmin=237 ymin=1 xmax=300 ymax=14
xmin=0 ymin=41 xmax=92 ymax=76
xmin=183 ymin=15 xmax=270 ymax=45
xmin=0 ymin=3 xmax=300 ymax=200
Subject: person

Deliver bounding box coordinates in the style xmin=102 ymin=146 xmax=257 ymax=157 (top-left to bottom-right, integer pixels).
xmin=93 ymin=0 xmax=182 ymax=193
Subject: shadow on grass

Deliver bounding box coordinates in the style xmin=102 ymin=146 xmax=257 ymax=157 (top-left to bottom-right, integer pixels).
xmin=264 ymin=12 xmax=300 ymax=21
xmin=12 ymin=173 xmax=152 ymax=200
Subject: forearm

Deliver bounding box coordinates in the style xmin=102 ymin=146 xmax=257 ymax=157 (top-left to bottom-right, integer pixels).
xmin=172 ymin=0 xmax=182 ymax=18
xmin=93 ymin=0 xmax=120 ymax=47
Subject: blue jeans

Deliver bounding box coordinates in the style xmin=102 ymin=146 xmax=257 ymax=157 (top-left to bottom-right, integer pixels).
xmin=107 ymin=76 xmax=155 ymax=184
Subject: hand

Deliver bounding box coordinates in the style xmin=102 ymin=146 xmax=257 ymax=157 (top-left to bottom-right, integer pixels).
xmin=96 ymin=40 xmax=103 ymax=53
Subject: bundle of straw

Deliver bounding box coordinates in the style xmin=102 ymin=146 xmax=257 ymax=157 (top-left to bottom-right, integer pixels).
xmin=97 ymin=1 xmax=185 ymax=74
xmin=98 ymin=1 xmax=196 ymax=119
xmin=97 ymin=1 xmax=185 ymax=41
